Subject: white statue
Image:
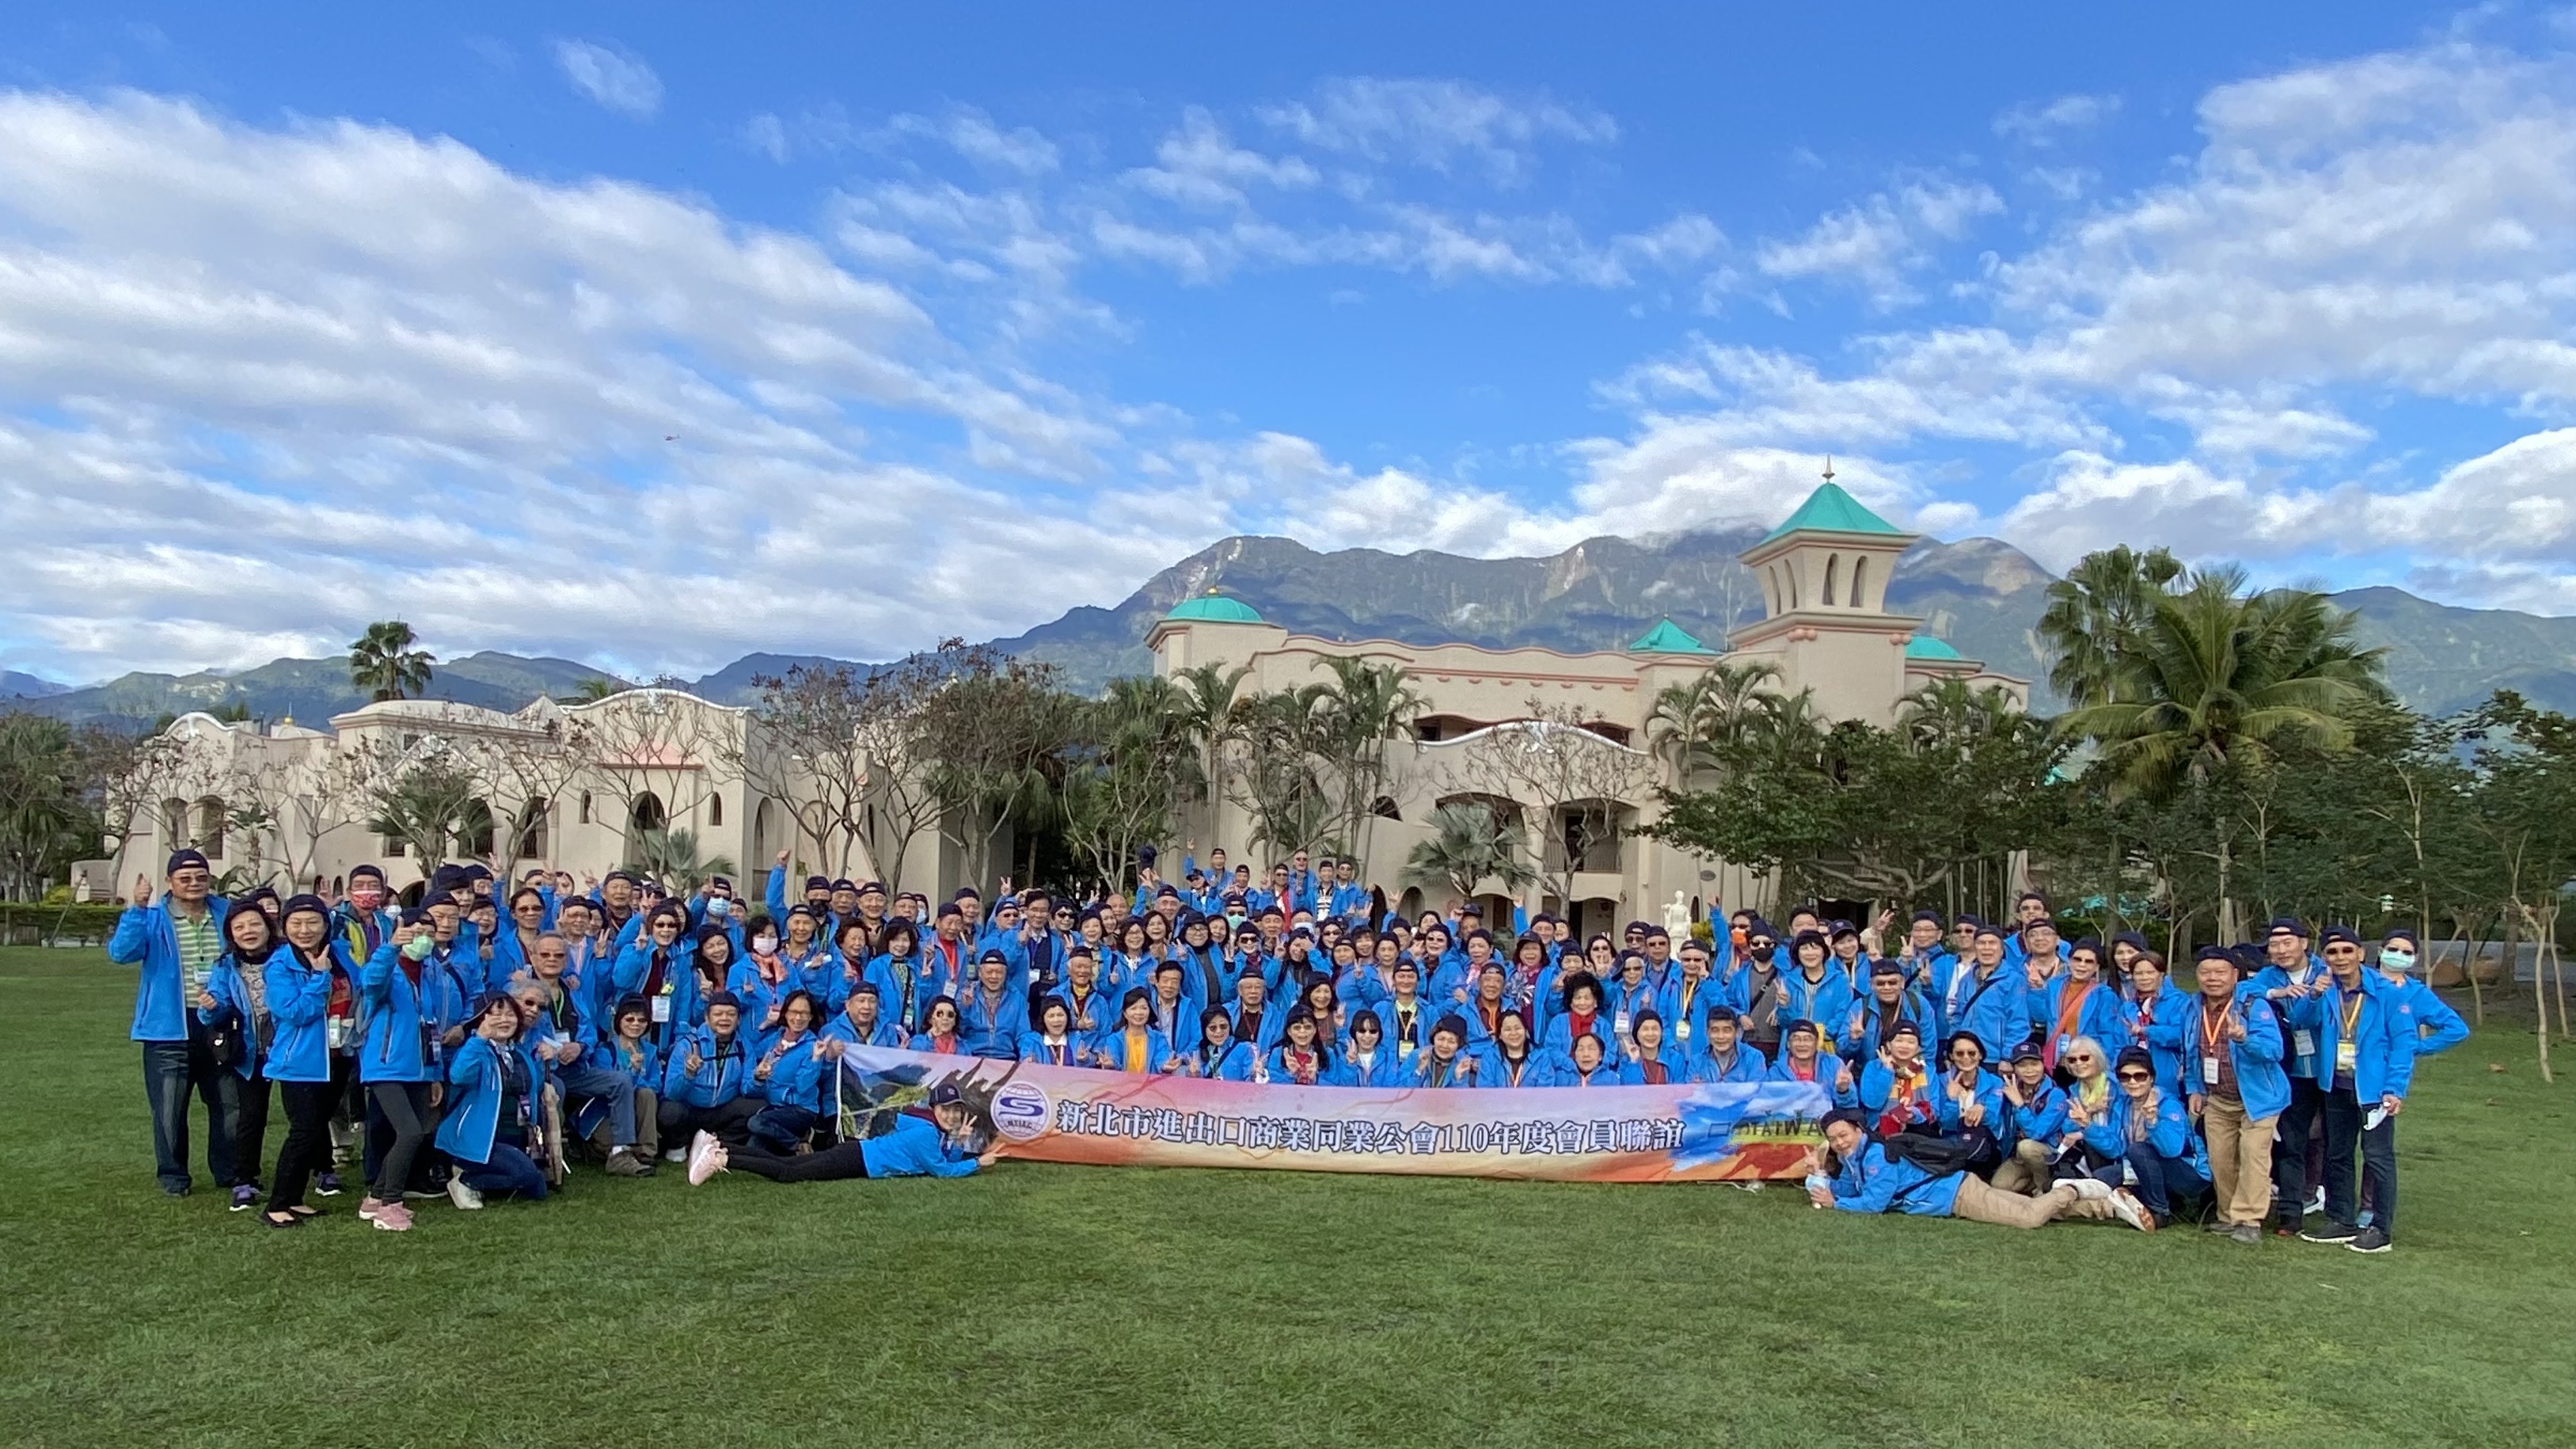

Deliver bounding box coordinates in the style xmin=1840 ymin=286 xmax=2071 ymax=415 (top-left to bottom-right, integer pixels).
xmin=1662 ymin=890 xmax=1692 ymax=937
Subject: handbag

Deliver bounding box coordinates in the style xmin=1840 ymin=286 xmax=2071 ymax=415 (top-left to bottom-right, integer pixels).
xmin=203 ymin=1005 xmax=245 ymax=1072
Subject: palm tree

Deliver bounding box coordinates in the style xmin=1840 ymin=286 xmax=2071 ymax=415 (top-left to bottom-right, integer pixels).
xmin=2056 ymin=568 xmax=2386 ymax=802
xmin=1313 ymin=656 xmax=1423 ymax=863
xmin=348 ymin=621 xmax=435 ymax=702
xmin=1647 ymin=659 xmax=1787 ymax=777
xmin=1402 ymin=801 xmax=1536 ymax=903
xmin=1898 ymin=678 xmax=2023 ymax=755
xmin=1171 ymin=662 xmax=1250 ymax=836
xmin=627 ymin=827 xmax=736 ymax=892
xmin=2035 ymin=545 xmax=2186 ymax=709
xmin=564 ymin=675 xmax=630 ymax=703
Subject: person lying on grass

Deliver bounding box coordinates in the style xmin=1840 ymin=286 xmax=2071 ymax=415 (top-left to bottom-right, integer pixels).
xmin=687 ymin=1081 xmax=1001 ymax=1186
xmin=1803 ymin=1109 xmax=2149 ymax=1232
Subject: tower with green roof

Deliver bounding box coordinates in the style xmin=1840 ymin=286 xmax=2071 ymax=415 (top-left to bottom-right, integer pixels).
xmin=1723 ymin=462 xmax=1942 ymax=724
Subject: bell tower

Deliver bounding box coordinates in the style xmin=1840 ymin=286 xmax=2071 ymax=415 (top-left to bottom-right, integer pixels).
xmin=1727 ymin=462 xmax=1925 ymax=724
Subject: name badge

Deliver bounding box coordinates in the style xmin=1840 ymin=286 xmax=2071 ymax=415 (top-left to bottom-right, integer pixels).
xmin=2335 ymin=1040 xmax=2358 ymax=1074
xmin=1676 ymin=1021 xmax=1692 ymax=1041
xmin=326 ymin=1017 xmax=352 ymax=1051
xmin=1614 ymin=1011 xmax=1632 ymax=1036
xmin=650 ymin=995 xmax=672 ymax=1025
xmin=1399 ymin=1040 xmax=1415 ymax=1059
xmin=2202 ymin=1054 xmax=2223 ymax=1086
xmin=2292 ymin=1029 xmax=2316 ymax=1059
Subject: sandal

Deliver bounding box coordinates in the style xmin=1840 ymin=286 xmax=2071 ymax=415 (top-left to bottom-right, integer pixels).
xmin=260 ymin=1210 xmax=302 ymax=1230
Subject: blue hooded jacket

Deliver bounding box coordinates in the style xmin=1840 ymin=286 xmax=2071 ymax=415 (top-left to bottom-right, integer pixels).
xmin=108 ymin=895 xmax=235 ymax=1042
xmin=2142 ymin=984 xmax=2291 ymax=1120
xmin=1936 ymin=960 xmax=2028 ymax=1061
xmin=434 ymin=1033 xmax=544 ymax=1166
xmin=258 ymin=950 xmax=338 ymax=1084
xmin=2282 ymin=973 xmax=2418 ymax=1103
xmin=1689 ymin=1040 xmax=1769 ymax=1085
xmin=659 ymin=1024 xmax=754 ymax=1108
xmin=1828 ymin=1140 xmax=1963 ymax=1216
xmin=858 ymin=1113 xmax=982 ymax=1177
xmin=956 ymin=983 xmax=1030 ymax=1059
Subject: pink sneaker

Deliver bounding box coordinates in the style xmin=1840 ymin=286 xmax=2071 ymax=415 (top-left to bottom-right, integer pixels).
xmin=370 ymin=1200 xmax=413 ymax=1232
xmin=358 ymin=1196 xmax=387 ymax=1221
xmin=686 ymin=1131 xmax=728 ymax=1186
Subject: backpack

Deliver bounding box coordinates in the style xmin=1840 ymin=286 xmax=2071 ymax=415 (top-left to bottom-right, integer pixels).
xmin=1877 ymin=1130 xmax=1983 ymax=1177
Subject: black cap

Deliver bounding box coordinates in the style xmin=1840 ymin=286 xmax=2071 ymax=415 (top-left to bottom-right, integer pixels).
xmin=927 ymin=1082 xmax=963 ymax=1107
xmin=705 ymin=990 xmax=742 ymax=1010
xmin=2008 ymin=1040 xmax=2043 ymax=1063
xmin=165 ymin=848 xmax=209 ymax=876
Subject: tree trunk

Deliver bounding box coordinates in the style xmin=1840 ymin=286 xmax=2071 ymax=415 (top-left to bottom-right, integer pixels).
xmin=2529 ymin=907 xmax=2555 ymax=1084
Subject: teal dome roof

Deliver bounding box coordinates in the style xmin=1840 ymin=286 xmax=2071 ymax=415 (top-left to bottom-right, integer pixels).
xmin=1762 ymin=481 xmax=1905 ymax=542
xmin=1904 ymin=634 xmax=1965 ymax=661
xmin=1628 ymin=618 xmax=1716 ymax=654
xmin=1164 ymin=591 xmax=1264 ymax=624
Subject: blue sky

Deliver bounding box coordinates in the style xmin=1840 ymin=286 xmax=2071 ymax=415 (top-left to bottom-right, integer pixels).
xmin=3 ymin=2 xmax=2574 ymax=681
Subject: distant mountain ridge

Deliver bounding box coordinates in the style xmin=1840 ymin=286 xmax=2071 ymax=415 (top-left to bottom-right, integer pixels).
xmin=11 ymin=532 xmax=2574 ymax=726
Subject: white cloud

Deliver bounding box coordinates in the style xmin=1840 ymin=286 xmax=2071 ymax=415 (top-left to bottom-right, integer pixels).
xmin=553 ymin=40 xmax=662 ymax=120
xmin=1755 ymin=177 xmax=2003 ymax=306
xmin=1995 ymin=93 xmax=2121 ymax=144
xmin=1257 ymin=78 xmax=1616 ymax=184
xmin=1124 ymin=108 xmax=1318 ymax=209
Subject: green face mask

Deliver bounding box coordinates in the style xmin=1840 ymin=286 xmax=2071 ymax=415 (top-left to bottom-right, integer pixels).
xmin=2378 ymin=948 xmax=2415 ymax=972
xmin=402 ymin=934 xmax=435 ymax=962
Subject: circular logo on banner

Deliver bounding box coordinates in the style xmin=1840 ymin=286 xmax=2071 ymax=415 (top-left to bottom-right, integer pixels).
xmin=990 ymin=1078 xmax=1051 ymax=1141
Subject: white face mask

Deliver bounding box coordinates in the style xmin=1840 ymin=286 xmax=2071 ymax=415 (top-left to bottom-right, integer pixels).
xmin=752 ymin=934 xmax=779 ymax=955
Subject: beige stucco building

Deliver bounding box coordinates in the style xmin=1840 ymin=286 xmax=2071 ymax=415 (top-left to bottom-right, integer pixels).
xmin=112 ymin=482 xmax=2020 ymax=928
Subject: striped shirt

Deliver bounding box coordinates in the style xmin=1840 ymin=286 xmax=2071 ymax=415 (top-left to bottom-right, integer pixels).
xmin=173 ymin=908 xmax=222 ymax=1000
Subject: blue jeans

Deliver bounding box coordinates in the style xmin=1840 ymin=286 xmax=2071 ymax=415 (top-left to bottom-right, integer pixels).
xmin=143 ymin=1031 xmax=239 ymax=1192
xmin=2321 ymin=1086 xmax=2399 ymax=1235
xmin=747 ymin=1104 xmax=820 ymax=1154
xmin=556 ymin=1062 xmax=637 ymax=1147
xmin=2101 ymin=1147 xmax=2209 ymax=1226
xmin=458 ymin=1141 xmax=549 ymax=1200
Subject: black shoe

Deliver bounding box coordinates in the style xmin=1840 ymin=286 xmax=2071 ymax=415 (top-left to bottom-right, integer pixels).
xmin=2300 ymin=1221 xmax=2361 ymax=1245
xmin=2348 ymin=1227 xmax=2392 ymax=1253
xmin=161 ymin=1182 xmax=191 ymax=1197
xmin=314 ymin=1171 xmax=344 ymax=1196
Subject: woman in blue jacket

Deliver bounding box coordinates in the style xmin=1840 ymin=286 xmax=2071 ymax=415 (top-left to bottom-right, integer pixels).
xmin=1542 ymin=972 xmax=1624 ymax=1068
xmin=865 ymin=920 xmax=929 ymax=1034
xmin=1411 ymin=1016 xmax=1480 ymax=1087
xmin=909 ymin=996 xmax=965 ymax=1055
xmin=2032 ymin=938 xmax=2130 ymax=1074
xmin=197 ymin=905 xmax=281 ymax=1214
xmin=1856 ymin=1019 xmax=1941 ymax=1139
xmin=1931 ymin=1030 xmax=2007 ymax=1172
xmin=1559 ymin=1032 xmax=1618 ymax=1086
xmin=601 ymin=996 xmax=664 ymax=1167
xmin=1265 ymin=1009 xmax=1341 ymax=1086
xmin=356 ymin=910 xmax=447 ymax=1232
xmin=1617 ymin=1011 xmax=1686 ymax=1086
xmin=1992 ymin=1041 xmax=2076 ymax=1196
xmin=688 ymin=1081 xmax=1000 ymax=1187
xmin=2075 ymin=1047 xmax=2202 ymax=1230
xmin=1019 ymin=998 xmax=1085 ymax=1068
xmin=1096 ymin=988 xmax=1175 ymax=1075
xmin=610 ymin=904 xmax=697 ymax=1044
xmin=1476 ymin=1009 xmax=1551 ymax=1088
xmin=250 ymin=896 xmax=340 ymax=1228
xmin=434 ymin=994 xmax=551 ymax=1204
xmin=1179 ymin=1007 xmax=1256 ymax=1081
xmin=746 ymin=991 xmax=829 ymax=1153
xmin=1339 ymin=1010 xmax=1403 ymax=1086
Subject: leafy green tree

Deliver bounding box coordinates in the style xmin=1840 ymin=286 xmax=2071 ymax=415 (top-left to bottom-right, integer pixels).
xmin=2034 ymin=544 xmax=2184 ymax=708
xmin=348 ymin=620 xmax=435 ymax=702
xmin=363 ymin=751 xmax=480 ymax=871
xmin=0 ymin=713 xmax=101 ymax=900
xmin=627 ymin=827 xmax=735 ymax=892
xmin=1402 ymin=801 xmax=1535 ymax=904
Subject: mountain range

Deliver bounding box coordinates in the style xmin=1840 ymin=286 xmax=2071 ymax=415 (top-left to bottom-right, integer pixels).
xmin=9 ymin=530 xmax=2574 ymax=727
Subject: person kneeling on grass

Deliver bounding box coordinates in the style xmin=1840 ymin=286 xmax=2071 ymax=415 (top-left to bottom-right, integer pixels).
xmin=688 ymin=1082 xmax=1001 ymax=1186
xmin=1806 ymin=1109 xmax=2134 ymax=1230
xmin=431 ymin=995 xmax=552 ymax=1212
xmin=2072 ymin=1047 xmax=2205 ymax=1233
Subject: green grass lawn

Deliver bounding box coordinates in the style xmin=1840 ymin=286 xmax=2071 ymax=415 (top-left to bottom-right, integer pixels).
xmin=2 ymin=946 xmax=2571 ymax=1448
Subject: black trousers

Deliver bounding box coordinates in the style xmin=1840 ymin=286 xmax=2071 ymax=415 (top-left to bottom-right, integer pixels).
xmin=2319 ymin=1085 xmax=2400 ymax=1235
xmin=270 ymin=1081 xmax=336 ymax=1208
xmin=657 ymin=1096 xmax=762 ymax=1148
xmin=366 ymin=1082 xmax=435 ymax=1200
xmin=2271 ymin=1075 xmax=2323 ymax=1216
xmin=233 ymin=1074 xmax=272 ymax=1188
xmin=730 ymin=1139 xmax=870 ymax=1184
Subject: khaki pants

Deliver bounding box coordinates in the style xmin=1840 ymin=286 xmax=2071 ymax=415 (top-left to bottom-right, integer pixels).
xmin=633 ymin=1087 xmax=660 ymax=1157
xmin=2202 ymin=1097 xmax=2278 ymax=1227
xmin=1950 ymin=1175 xmax=2079 ymax=1229
xmin=1992 ymin=1139 xmax=2054 ymax=1194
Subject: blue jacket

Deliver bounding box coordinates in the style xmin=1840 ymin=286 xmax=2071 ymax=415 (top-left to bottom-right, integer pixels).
xmin=1838 ymin=992 xmax=1935 ymax=1066
xmin=1476 ymin=1046 xmax=1556 ymax=1088
xmin=1777 ymin=964 xmax=1856 ymax=1042
xmin=1828 ymin=1141 xmax=1962 ymax=1216
xmin=108 ymin=896 xmax=234 ymax=1042
xmin=1614 ymin=1046 xmax=1689 ymax=1086
xmin=823 ymin=1013 xmax=907 ymax=1051
xmin=1856 ymin=1059 xmax=1943 ymax=1134
xmin=2143 ymin=986 xmax=2291 ymax=1120
xmin=1934 ymin=1066 xmax=2008 ymax=1138
xmin=660 ymin=1025 xmax=754 ymax=1108
xmin=1263 ymin=1042 xmax=1347 ymax=1086
xmin=1937 ymin=961 xmax=2028 ymax=1061
xmin=357 ymin=941 xmax=475 ymax=1084
xmin=195 ymin=951 xmax=276 ymax=1081
xmin=2119 ymin=987 xmax=2193 ymax=1098
xmin=1541 ymin=1012 xmax=1628 ymax=1068
xmin=1337 ymin=1044 xmax=1407 ymax=1087
xmin=1689 ymin=1041 xmax=1769 ymax=1085
xmin=956 ymin=986 xmax=1030 ymax=1059
xmin=751 ymin=1032 xmax=830 ymax=1112
xmin=259 ymin=952 xmax=337 ymax=1083
xmin=2080 ymin=1086 xmax=2198 ymax=1165
xmin=435 ymin=1034 xmax=542 ymax=1166
xmin=1094 ymin=1025 xmax=1177 ymax=1075
xmin=1178 ymin=1039 xmax=1256 ymax=1081
xmin=2031 ymin=976 xmax=2130 ymax=1065
xmin=611 ymin=938 xmax=703 ymax=1037
xmin=1769 ymin=1052 xmax=1859 ymax=1109
xmin=1017 ymin=1033 xmax=1089 ymax=1069
xmin=1657 ymin=972 xmax=1727 ymax=1052
xmin=2004 ymin=1076 xmax=2073 ymax=1146
xmin=2254 ymin=953 xmax=2331 ymax=1078
xmin=2388 ymin=977 xmax=2469 ymax=1055
xmin=1047 ymin=983 xmax=1120 ymax=1042
xmin=1410 ymin=1049 xmax=1480 ymax=1087
xmin=2284 ymin=975 xmax=2418 ymax=1103
xmin=857 ymin=1113 xmax=982 ymax=1178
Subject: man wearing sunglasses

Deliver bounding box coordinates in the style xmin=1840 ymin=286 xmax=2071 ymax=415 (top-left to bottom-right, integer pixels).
xmin=2281 ymin=926 xmax=2417 ymax=1253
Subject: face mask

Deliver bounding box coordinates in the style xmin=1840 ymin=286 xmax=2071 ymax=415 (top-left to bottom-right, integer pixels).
xmin=401 ymin=934 xmax=435 ymax=961
xmin=2380 ymin=948 xmax=2415 ymax=972
xmin=753 ymin=934 xmax=779 ymax=955
xmin=709 ymin=899 xmax=731 ymax=918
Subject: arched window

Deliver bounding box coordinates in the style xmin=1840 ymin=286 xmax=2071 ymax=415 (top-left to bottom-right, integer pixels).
xmin=160 ymin=798 xmax=188 ymax=850
xmin=1787 ymin=562 xmax=1800 ymax=610
xmin=1822 ymin=554 xmax=1841 ymax=607
xmin=1370 ymin=795 xmax=1402 ymax=821
xmin=196 ymin=797 xmax=226 ymax=860
xmin=579 ymin=792 xmax=593 ymax=825
xmin=630 ymin=792 xmax=667 ymax=835
xmin=709 ymin=793 xmax=724 ymax=827
xmin=1850 ymin=555 xmax=1871 ymax=611
xmin=459 ymin=799 xmax=496 ymax=858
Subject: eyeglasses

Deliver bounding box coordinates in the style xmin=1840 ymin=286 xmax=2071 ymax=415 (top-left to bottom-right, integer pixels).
xmin=2114 ymin=1070 xmax=2152 ymax=1082
xmin=535 ymin=949 xmax=568 ymax=959
xmin=2066 ymin=1052 xmax=2097 ymax=1063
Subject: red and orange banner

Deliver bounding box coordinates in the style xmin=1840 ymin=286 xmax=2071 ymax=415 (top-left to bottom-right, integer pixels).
xmin=835 ymin=1047 xmax=1829 ymax=1181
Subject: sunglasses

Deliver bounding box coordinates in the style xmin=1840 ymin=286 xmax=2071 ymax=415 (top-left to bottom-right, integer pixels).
xmin=2115 ymin=1070 xmax=2152 ymax=1082
xmin=2066 ymin=1052 xmax=2098 ymax=1063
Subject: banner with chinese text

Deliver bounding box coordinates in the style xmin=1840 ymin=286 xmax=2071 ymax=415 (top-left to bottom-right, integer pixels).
xmin=835 ymin=1046 xmax=1829 ymax=1181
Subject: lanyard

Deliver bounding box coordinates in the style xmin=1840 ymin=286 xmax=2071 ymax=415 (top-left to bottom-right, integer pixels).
xmin=2337 ymin=987 xmax=2365 ymax=1039
xmin=2198 ymin=998 xmax=2232 ymax=1055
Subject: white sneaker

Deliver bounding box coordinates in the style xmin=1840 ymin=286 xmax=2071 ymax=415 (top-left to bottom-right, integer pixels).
xmin=2109 ymin=1188 xmax=2155 ymax=1233
xmin=2304 ymin=1186 xmax=2324 ymax=1216
xmin=662 ymin=1147 xmax=687 ymax=1164
xmin=2066 ymin=1176 xmax=2112 ymax=1202
xmin=446 ymin=1175 xmax=484 ymax=1211
xmin=686 ymin=1131 xmax=727 ymax=1186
